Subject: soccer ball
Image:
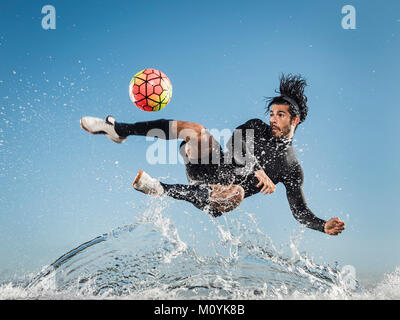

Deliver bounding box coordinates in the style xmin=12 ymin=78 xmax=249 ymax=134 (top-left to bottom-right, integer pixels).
xmin=129 ymin=68 xmax=172 ymax=111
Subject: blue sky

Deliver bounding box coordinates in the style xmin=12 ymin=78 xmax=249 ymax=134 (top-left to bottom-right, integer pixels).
xmin=0 ymin=0 xmax=399 ymax=282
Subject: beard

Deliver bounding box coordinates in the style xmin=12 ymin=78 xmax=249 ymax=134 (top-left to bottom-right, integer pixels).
xmin=270 ymin=124 xmax=291 ymax=138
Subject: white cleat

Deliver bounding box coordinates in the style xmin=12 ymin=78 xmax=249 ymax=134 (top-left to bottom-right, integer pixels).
xmin=132 ymin=170 xmax=164 ymax=197
xmin=80 ymin=115 xmax=126 ymax=144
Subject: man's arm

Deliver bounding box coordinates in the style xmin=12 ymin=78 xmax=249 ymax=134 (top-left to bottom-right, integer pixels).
xmin=284 ymin=164 xmax=325 ymax=233
xmin=284 ymin=165 xmax=345 ymax=235
xmin=254 ymin=167 xmax=325 ymax=232
xmin=285 ymin=182 xmax=327 ymax=233
xmin=254 ymin=169 xmax=276 ymax=194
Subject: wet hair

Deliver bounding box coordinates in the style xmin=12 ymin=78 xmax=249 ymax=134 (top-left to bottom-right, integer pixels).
xmin=265 ymin=73 xmax=308 ymax=124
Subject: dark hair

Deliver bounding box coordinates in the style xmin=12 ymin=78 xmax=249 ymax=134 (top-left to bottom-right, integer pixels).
xmin=265 ymin=73 xmax=308 ymax=124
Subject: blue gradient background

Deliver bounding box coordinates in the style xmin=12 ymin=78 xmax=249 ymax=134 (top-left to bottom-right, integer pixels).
xmin=0 ymin=0 xmax=399 ymax=284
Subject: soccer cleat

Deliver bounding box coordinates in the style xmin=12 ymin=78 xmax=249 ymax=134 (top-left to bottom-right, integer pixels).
xmin=80 ymin=115 xmax=126 ymax=144
xmin=132 ymin=170 xmax=164 ymax=197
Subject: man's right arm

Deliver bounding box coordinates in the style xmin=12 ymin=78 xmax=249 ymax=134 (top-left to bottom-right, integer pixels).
xmin=254 ymin=169 xmax=276 ymax=194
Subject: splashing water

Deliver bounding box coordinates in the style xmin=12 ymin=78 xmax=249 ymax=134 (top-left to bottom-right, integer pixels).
xmin=0 ymin=199 xmax=398 ymax=300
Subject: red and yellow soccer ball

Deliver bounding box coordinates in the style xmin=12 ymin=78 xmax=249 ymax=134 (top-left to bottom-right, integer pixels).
xmin=129 ymin=68 xmax=172 ymax=111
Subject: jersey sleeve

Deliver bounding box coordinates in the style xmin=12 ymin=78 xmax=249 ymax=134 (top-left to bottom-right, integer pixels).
xmin=283 ymin=164 xmax=326 ymax=233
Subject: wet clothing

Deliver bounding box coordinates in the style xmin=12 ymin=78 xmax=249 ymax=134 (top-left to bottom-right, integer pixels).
xmin=178 ymin=118 xmax=326 ymax=233
xmin=160 ymin=182 xmax=222 ymax=217
xmin=116 ymin=118 xmax=326 ymax=233
xmin=115 ymin=119 xmax=173 ymax=139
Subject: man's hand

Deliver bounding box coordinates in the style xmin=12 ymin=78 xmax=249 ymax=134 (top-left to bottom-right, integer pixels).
xmin=324 ymin=218 xmax=345 ymax=235
xmin=254 ymin=169 xmax=276 ymax=195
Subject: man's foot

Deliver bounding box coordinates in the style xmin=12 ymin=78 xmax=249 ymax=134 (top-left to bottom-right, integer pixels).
xmin=80 ymin=115 xmax=126 ymax=144
xmin=132 ymin=170 xmax=164 ymax=196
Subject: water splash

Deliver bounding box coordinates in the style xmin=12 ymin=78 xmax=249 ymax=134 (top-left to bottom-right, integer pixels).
xmin=0 ymin=201 xmax=397 ymax=300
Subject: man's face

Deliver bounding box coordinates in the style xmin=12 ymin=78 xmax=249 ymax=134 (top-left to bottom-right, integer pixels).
xmin=269 ymin=104 xmax=297 ymax=139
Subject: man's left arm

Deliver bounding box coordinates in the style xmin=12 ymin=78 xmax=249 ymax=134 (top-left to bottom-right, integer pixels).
xmin=284 ymin=166 xmax=345 ymax=235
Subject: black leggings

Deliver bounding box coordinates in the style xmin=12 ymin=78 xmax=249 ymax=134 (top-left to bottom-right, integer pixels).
xmin=160 ymin=182 xmax=222 ymax=217
xmin=114 ymin=119 xmax=224 ymax=217
xmin=115 ymin=119 xmax=172 ymax=139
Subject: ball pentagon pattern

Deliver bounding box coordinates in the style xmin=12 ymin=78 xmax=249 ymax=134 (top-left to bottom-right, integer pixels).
xmin=129 ymin=69 xmax=172 ymax=111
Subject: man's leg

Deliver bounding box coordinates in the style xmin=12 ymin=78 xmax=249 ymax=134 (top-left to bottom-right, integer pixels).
xmin=209 ymin=184 xmax=245 ymax=213
xmin=80 ymin=116 xmax=175 ymax=142
xmin=160 ymin=182 xmax=245 ymax=217
xmin=162 ymin=121 xmax=244 ymax=214
xmin=81 ymin=115 xmax=215 ymax=151
xmin=81 ymin=116 xmax=245 ymax=215
xmin=116 ymin=118 xmax=219 ymax=160
xmin=164 ymin=121 xmax=245 ymax=215
xmin=172 ymin=121 xmax=222 ymax=162
xmin=114 ymin=119 xmax=173 ymax=139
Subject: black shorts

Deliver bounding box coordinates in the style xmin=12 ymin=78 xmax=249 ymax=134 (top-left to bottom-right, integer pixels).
xmin=179 ymin=141 xmax=235 ymax=186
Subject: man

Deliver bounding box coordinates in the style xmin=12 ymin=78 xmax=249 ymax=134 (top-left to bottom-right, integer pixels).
xmin=80 ymin=74 xmax=345 ymax=236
